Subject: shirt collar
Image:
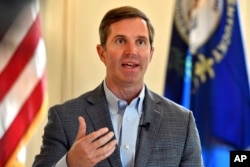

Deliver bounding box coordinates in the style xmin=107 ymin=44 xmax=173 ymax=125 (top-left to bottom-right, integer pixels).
xmin=103 ymin=81 xmax=145 ymax=115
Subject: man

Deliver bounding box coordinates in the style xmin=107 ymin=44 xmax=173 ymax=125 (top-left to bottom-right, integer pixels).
xmin=33 ymin=6 xmax=203 ymax=167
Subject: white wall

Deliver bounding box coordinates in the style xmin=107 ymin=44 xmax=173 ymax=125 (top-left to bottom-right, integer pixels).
xmin=26 ymin=0 xmax=250 ymax=166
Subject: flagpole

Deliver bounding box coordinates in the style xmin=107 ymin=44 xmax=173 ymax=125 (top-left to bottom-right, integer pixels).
xmin=181 ymin=49 xmax=192 ymax=109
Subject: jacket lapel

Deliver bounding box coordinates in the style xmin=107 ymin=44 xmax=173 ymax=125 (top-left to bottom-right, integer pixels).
xmin=85 ymin=84 xmax=123 ymax=167
xmin=84 ymin=84 xmax=163 ymax=167
xmin=135 ymin=89 xmax=162 ymax=167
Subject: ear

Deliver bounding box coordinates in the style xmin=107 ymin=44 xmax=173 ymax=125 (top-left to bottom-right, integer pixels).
xmin=96 ymin=44 xmax=106 ymax=64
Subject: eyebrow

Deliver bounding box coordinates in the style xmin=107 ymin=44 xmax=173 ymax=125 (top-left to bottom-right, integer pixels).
xmin=113 ymin=34 xmax=148 ymax=40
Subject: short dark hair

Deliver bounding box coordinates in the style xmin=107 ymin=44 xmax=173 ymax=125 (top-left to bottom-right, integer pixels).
xmin=99 ymin=6 xmax=155 ymax=48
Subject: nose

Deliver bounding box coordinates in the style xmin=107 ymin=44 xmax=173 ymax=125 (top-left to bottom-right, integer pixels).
xmin=124 ymin=41 xmax=137 ymax=55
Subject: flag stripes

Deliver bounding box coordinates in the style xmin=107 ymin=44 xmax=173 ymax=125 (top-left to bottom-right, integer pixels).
xmin=0 ymin=0 xmax=46 ymax=166
xmin=0 ymin=74 xmax=46 ymax=166
xmin=0 ymin=14 xmax=41 ymax=102
xmin=0 ymin=2 xmax=36 ymax=73
xmin=0 ymin=38 xmax=46 ymax=138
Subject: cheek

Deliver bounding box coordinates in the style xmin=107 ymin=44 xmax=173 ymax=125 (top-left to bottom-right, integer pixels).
xmin=141 ymin=55 xmax=153 ymax=70
xmin=105 ymin=50 xmax=120 ymax=65
xmin=144 ymin=53 xmax=153 ymax=64
xmin=105 ymin=55 xmax=118 ymax=68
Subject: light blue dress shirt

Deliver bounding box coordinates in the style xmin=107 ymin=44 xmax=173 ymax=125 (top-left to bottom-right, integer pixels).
xmin=104 ymin=81 xmax=145 ymax=167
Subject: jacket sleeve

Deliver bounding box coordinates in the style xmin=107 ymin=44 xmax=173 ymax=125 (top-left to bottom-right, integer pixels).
xmin=32 ymin=106 xmax=72 ymax=167
xmin=180 ymin=111 xmax=204 ymax=167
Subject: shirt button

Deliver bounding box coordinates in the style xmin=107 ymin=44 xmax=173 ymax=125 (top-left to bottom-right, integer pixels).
xmin=126 ymin=117 xmax=131 ymax=122
xmin=124 ymin=144 xmax=130 ymax=150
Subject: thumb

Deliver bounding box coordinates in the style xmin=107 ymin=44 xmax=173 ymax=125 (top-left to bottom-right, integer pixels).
xmin=75 ymin=116 xmax=86 ymax=141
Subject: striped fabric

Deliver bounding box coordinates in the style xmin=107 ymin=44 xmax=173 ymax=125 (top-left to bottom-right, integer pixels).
xmin=0 ymin=1 xmax=47 ymax=166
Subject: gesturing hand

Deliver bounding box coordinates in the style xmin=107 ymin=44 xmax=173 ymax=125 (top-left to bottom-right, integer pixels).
xmin=66 ymin=116 xmax=117 ymax=167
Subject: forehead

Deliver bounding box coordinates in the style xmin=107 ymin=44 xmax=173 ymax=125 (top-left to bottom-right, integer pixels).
xmin=108 ymin=18 xmax=149 ymax=37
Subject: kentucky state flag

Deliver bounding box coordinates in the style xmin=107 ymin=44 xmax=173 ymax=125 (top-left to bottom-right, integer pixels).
xmin=164 ymin=0 xmax=250 ymax=165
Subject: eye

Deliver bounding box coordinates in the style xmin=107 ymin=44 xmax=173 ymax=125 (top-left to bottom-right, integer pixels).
xmin=115 ymin=38 xmax=125 ymax=45
xmin=137 ymin=39 xmax=147 ymax=46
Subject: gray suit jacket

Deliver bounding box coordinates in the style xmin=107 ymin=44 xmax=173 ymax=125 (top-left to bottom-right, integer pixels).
xmin=33 ymin=83 xmax=203 ymax=167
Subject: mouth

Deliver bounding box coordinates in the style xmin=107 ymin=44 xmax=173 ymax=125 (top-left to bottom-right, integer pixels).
xmin=122 ymin=62 xmax=139 ymax=68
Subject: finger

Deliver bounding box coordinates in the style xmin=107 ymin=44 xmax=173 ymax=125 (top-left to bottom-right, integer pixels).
xmin=95 ymin=139 xmax=117 ymax=161
xmin=92 ymin=131 xmax=115 ymax=149
xmin=84 ymin=127 xmax=109 ymax=143
xmin=75 ymin=116 xmax=87 ymax=141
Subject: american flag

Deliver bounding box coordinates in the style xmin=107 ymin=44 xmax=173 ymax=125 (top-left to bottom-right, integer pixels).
xmin=0 ymin=0 xmax=47 ymax=166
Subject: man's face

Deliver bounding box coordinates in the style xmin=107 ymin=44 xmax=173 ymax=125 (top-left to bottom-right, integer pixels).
xmin=97 ymin=17 xmax=154 ymax=87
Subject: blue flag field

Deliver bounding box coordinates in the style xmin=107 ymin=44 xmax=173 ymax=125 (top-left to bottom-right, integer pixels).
xmin=164 ymin=0 xmax=250 ymax=166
